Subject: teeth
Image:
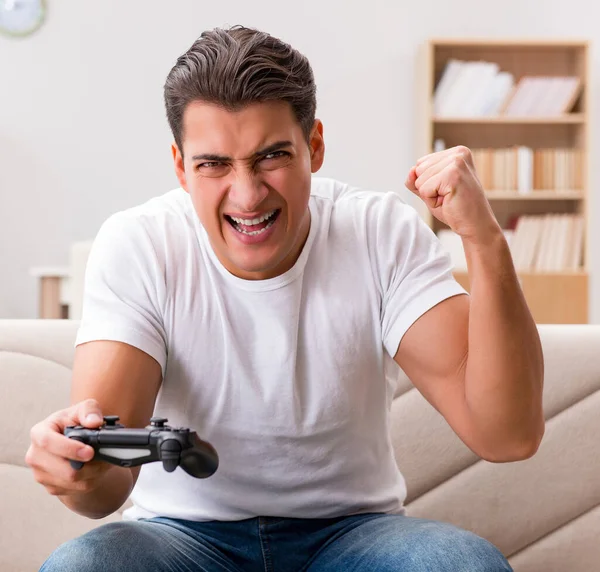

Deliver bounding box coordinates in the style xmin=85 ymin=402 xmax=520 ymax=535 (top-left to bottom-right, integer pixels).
xmin=230 ymin=210 xmax=276 ymax=226
xmin=233 ymin=216 xmax=277 ymax=236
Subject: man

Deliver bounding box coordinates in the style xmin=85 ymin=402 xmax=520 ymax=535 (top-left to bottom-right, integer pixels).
xmin=28 ymin=25 xmax=543 ymax=571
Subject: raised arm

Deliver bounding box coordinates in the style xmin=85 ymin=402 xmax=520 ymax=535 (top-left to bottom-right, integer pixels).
xmin=394 ymin=146 xmax=544 ymax=463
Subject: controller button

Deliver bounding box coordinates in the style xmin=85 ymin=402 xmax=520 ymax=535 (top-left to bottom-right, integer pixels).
xmin=150 ymin=417 xmax=168 ymax=428
xmin=103 ymin=416 xmax=120 ymax=426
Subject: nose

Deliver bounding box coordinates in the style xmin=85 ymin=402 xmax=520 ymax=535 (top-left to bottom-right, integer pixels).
xmin=228 ymin=171 xmax=269 ymax=212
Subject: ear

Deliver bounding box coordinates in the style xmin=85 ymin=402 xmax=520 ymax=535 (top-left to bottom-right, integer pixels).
xmin=309 ymin=119 xmax=325 ymax=173
xmin=172 ymin=142 xmax=189 ymax=193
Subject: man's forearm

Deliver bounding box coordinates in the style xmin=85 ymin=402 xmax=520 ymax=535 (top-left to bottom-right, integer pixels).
xmin=462 ymin=229 xmax=545 ymax=461
xmin=59 ymin=465 xmax=134 ymax=519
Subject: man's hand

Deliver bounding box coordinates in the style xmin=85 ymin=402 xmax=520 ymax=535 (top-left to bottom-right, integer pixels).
xmin=405 ymin=145 xmax=501 ymax=244
xmin=26 ymin=399 xmax=116 ymax=497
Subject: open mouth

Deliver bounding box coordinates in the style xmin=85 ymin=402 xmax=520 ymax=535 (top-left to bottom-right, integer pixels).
xmin=224 ymin=209 xmax=281 ymax=236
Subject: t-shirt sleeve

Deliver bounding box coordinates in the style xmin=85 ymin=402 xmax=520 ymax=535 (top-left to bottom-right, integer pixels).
xmin=370 ymin=192 xmax=468 ymax=359
xmin=74 ymin=213 xmax=168 ymax=375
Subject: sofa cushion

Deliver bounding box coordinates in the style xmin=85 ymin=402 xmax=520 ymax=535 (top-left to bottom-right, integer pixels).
xmin=0 ymin=319 xmax=78 ymax=368
xmin=508 ymin=503 xmax=600 ymax=572
xmin=406 ymin=386 xmax=600 ymax=557
xmin=392 ymin=324 xmax=600 ymax=505
xmin=0 ymin=350 xmax=72 ymax=467
xmin=0 ymin=463 xmax=123 ymax=572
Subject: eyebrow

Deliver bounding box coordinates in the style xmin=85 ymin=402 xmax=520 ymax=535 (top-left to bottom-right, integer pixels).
xmin=191 ymin=140 xmax=293 ymax=163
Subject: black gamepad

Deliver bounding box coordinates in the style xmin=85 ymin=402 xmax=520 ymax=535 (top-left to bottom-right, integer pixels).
xmin=64 ymin=416 xmax=218 ymax=478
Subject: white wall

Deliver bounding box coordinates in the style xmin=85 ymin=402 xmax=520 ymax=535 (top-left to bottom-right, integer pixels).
xmin=1 ymin=0 xmax=599 ymax=319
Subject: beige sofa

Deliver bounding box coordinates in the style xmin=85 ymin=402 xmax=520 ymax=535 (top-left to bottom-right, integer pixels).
xmin=1 ymin=319 xmax=599 ymax=572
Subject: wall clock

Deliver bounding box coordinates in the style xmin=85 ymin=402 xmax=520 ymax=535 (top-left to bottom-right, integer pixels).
xmin=0 ymin=0 xmax=46 ymax=37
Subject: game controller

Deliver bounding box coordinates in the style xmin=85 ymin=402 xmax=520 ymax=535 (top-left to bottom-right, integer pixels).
xmin=64 ymin=416 xmax=218 ymax=478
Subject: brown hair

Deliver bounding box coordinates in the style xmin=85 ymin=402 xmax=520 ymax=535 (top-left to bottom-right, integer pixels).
xmin=164 ymin=26 xmax=317 ymax=157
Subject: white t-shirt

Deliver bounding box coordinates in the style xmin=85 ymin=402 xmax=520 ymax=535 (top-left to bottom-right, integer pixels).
xmin=75 ymin=177 xmax=467 ymax=522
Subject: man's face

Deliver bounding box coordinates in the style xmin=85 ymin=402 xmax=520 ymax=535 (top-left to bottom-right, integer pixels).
xmin=173 ymin=100 xmax=325 ymax=280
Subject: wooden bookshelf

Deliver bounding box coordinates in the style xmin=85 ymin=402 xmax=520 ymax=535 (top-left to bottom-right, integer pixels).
xmin=418 ymin=38 xmax=590 ymax=324
xmin=434 ymin=114 xmax=586 ymax=124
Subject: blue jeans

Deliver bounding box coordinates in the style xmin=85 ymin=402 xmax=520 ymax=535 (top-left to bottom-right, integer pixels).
xmin=40 ymin=513 xmax=513 ymax=571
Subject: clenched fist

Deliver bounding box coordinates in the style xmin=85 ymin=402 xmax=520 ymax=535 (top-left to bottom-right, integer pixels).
xmin=405 ymin=145 xmax=501 ymax=243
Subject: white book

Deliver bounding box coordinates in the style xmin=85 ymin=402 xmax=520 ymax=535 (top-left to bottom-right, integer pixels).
xmin=437 ymin=229 xmax=467 ymax=271
xmin=563 ymin=216 xmax=575 ymax=270
xmin=524 ymin=216 xmax=543 ymax=270
xmin=517 ymin=216 xmax=540 ymax=271
xmin=506 ymin=77 xmax=548 ymax=116
xmin=462 ymin=61 xmax=500 ymax=116
xmin=433 ymin=59 xmax=465 ymax=116
xmin=508 ymin=147 xmax=518 ymax=190
xmin=517 ymin=146 xmax=533 ymax=194
xmin=534 ymin=215 xmax=553 ymax=271
xmin=535 ymin=77 xmax=564 ymax=115
xmin=557 ymin=215 xmax=574 ymax=271
xmin=547 ymin=77 xmax=581 ymax=115
xmin=509 ymin=216 xmax=528 ymax=269
xmin=547 ymin=215 xmax=563 ymax=271
xmin=568 ymin=216 xmax=585 ymax=270
xmin=550 ymin=215 xmax=566 ymax=271
xmin=520 ymin=77 xmax=550 ymax=116
xmin=438 ymin=61 xmax=482 ymax=116
xmin=481 ymin=71 xmax=515 ymax=115
xmin=503 ymin=77 xmax=533 ymax=115
xmin=542 ymin=215 xmax=553 ymax=271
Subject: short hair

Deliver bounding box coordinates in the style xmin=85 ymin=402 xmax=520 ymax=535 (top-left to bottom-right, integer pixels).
xmin=164 ymin=25 xmax=317 ymax=157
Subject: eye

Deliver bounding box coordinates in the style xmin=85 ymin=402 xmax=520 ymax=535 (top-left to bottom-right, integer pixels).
xmin=262 ymin=151 xmax=289 ymax=161
xmin=257 ymin=151 xmax=291 ymax=171
xmin=195 ymin=162 xmax=230 ymax=178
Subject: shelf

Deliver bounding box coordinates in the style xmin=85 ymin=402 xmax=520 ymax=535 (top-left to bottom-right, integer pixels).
xmin=425 ymin=38 xmax=590 ymax=323
xmin=452 ymin=270 xmax=588 ymax=323
xmin=485 ymin=190 xmax=584 ymax=200
xmin=453 ymin=270 xmax=587 ymax=278
xmin=430 ymin=38 xmax=588 ymax=48
xmin=433 ymin=114 xmax=585 ymax=124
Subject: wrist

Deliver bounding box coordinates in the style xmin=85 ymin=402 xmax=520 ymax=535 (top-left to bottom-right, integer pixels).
xmin=461 ymin=226 xmax=515 ymax=280
xmin=462 ymin=223 xmax=508 ymax=258
xmin=59 ymin=465 xmax=133 ymax=519
xmin=460 ymin=221 xmax=505 ymax=250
